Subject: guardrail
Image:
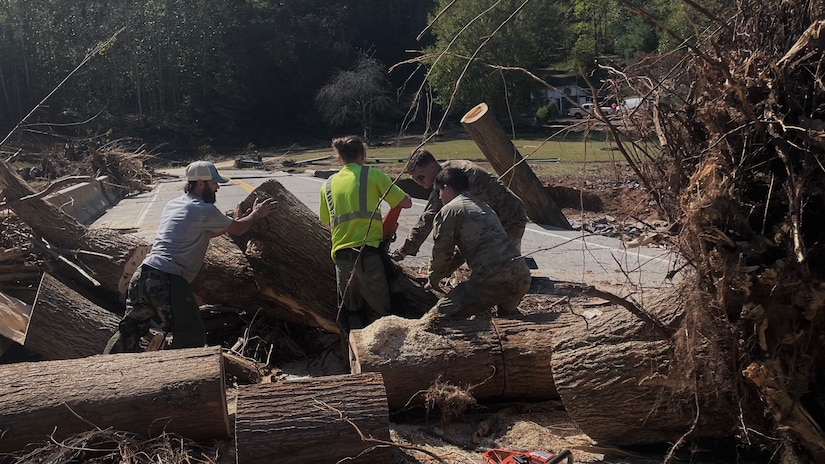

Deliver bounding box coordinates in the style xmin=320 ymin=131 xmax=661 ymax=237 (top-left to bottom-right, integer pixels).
xmin=45 ymin=176 xmax=124 ymax=225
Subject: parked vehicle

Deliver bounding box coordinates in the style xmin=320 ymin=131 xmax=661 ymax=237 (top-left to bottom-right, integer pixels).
xmin=567 ymin=102 xmax=613 ymax=118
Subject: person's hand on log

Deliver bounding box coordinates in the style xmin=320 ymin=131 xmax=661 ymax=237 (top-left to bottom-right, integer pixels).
xmin=235 ymin=197 xmax=278 ymax=221
xmin=221 ymin=197 xmax=278 ymax=236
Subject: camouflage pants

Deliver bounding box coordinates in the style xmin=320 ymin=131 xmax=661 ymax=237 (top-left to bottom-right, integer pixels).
xmin=434 ymin=259 xmax=531 ymax=319
xmin=103 ymin=264 xmax=205 ymax=353
xmin=335 ymin=246 xmax=390 ymax=331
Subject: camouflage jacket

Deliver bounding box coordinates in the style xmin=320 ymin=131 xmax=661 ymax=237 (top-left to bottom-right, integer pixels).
xmin=429 ymin=192 xmax=523 ymax=283
xmin=400 ymin=160 xmax=527 ymax=256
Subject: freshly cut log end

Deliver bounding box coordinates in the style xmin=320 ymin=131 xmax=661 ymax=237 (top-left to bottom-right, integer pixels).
xmin=349 ymin=314 xmax=558 ymax=411
xmin=118 ymin=244 xmax=151 ymax=296
xmin=235 ymin=373 xmax=391 ymax=463
xmin=0 ymin=290 xmax=30 ymax=345
xmin=460 ymin=102 xmax=489 ymax=124
xmin=0 ymin=346 xmax=229 ymax=453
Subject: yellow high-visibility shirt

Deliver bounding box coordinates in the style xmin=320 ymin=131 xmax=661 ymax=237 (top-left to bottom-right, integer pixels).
xmin=319 ymin=163 xmax=406 ymax=260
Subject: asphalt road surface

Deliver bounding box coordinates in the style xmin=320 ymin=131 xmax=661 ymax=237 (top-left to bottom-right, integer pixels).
xmin=92 ymin=166 xmax=679 ymax=295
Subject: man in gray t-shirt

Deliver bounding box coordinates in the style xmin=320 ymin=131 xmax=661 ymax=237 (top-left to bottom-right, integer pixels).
xmin=105 ymin=160 xmax=277 ymax=353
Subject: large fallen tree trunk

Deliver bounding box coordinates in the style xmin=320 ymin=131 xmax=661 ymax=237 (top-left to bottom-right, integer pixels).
xmin=23 ymin=273 xmax=119 ymax=359
xmin=349 ymin=314 xmax=558 ymax=411
xmin=550 ymin=290 xmax=737 ymax=445
xmin=223 ymin=179 xmax=338 ymax=331
xmin=460 ymin=103 xmax=571 ymax=229
xmin=235 ymin=373 xmax=391 ymax=463
xmin=0 ymin=346 xmax=229 ymax=453
xmin=0 ymin=159 xmax=149 ymax=304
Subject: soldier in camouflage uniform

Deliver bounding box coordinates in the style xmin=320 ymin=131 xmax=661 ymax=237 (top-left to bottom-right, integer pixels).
xmin=104 ymin=161 xmax=277 ymax=354
xmin=393 ymin=149 xmax=528 ymax=261
xmin=424 ymin=167 xmax=531 ymax=319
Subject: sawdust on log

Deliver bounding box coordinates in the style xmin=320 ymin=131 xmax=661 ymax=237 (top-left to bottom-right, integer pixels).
xmin=358 ymin=315 xmax=448 ymax=360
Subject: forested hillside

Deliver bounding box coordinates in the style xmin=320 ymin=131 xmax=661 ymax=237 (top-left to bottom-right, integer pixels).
xmin=0 ymin=0 xmax=727 ymax=153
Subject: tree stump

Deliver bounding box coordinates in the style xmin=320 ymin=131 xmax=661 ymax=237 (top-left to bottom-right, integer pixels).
xmin=235 ymin=373 xmax=391 ymax=463
xmin=349 ymin=313 xmax=558 ymax=411
xmin=23 ymin=273 xmax=119 ymax=359
xmin=0 ymin=346 xmax=229 ymax=453
xmin=460 ymin=103 xmax=571 ymax=229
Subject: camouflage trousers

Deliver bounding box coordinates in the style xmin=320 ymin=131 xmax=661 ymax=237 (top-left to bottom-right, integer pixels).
xmin=103 ymin=264 xmax=205 ymax=353
xmin=433 ymin=259 xmax=531 ymax=319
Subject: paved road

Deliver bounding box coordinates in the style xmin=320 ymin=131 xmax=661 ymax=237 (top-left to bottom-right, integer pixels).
xmin=92 ymin=167 xmax=679 ymax=294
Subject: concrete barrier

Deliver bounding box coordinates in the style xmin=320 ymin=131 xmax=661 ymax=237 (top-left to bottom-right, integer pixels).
xmin=45 ymin=176 xmax=123 ymax=225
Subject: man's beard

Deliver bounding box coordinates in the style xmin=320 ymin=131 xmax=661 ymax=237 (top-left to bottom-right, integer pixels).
xmin=202 ymin=187 xmax=217 ymax=204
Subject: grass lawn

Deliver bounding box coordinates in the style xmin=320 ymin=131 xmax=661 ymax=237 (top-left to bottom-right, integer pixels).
xmin=279 ymin=131 xmax=634 ymax=179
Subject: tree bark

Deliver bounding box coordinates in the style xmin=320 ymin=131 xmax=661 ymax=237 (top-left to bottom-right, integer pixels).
xmin=349 ymin=313 xmax=558 ymax=411
xmin=0 ymin=346 xmax=229 ymax=453
xmin=228 ymin=179 xmax=339 ymax=331
xmin=460 ymin=103 xmax=572 ymax=229
xmin=23 ymin=273 xmax=119 ymax=359
xmin=235 ymin=373 xmax=391 ymax=464
xmin=550 ymin=297 xmax=737 ymax=445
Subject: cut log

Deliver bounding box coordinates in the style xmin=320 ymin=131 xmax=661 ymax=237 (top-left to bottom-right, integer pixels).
xmin=0 ymin=346 xmax=229 ymax=453
xmin=550 ymin=295 xmax=737 ymax=445
xmin=460 ymin=103 xmax=572 ymax=229
xmin=235 ymin=373 xmax=391 ymax=463
xmin=349 ymin=313 xmax=558 ymax=411
xmin=23 ymin=273 xmax=119 ymax=359
xmin=226 ymin=179 xmax=338 ymax=332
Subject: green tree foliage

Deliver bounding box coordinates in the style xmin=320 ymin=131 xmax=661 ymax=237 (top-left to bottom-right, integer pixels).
xmin=422 ymin=0 xmax=572 ymax=118
xmin=0 ymin=0 xmax=733 ymax=151
xmin=613 ymin=15 xmax=660 ymax=60
xmin=0 ymin=0 xmax=383 ymax=148
xmin=570 ymin=0 xmax=619 ymax=66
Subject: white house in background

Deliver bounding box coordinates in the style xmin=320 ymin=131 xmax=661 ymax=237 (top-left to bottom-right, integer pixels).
xmin=538 ymin=74 xmax=593 ymax=114
xmin=534 ymin=74 xmax=593 ymax=114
